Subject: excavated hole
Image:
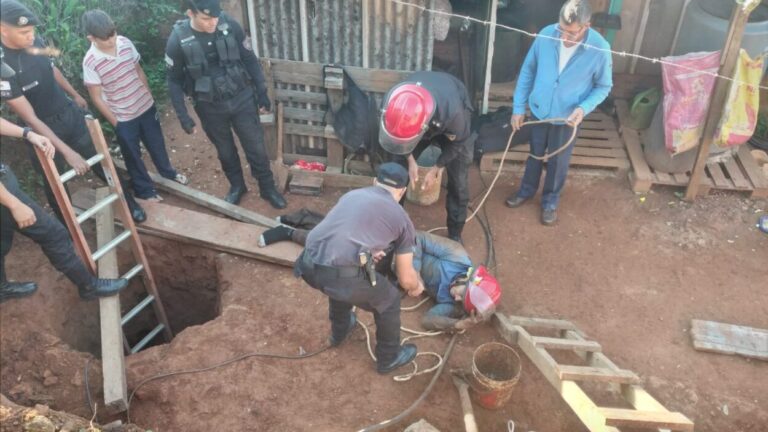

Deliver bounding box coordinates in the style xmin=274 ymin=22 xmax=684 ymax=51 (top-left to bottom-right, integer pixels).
xmin=120 ymin=236 xmax=221 ymax=350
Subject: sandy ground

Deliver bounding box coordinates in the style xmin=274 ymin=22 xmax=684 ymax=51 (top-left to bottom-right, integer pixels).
xmin=1 ymin=107 xmax=766 ymax=432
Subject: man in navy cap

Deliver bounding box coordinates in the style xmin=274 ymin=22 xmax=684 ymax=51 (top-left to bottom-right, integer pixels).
xmin=0 ymin=0 xmax=146 ymax=223
xmin=165 ymin=0 xmax=286 ymax=208
xmin=294 ymin=162 xmax=425 ymax=374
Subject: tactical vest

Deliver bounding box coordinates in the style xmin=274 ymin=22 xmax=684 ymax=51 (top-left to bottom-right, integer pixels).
xmin=173 ymin=14 xmax=250 ymax=102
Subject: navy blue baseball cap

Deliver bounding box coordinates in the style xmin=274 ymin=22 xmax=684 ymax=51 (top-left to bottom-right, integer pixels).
xmin=188 ymin=0 xmax=222 ymax=17
xmin=0 ymin=0 xmax=40 ymax=27
xmin=376 ymin=162 xmax=409 ymax=189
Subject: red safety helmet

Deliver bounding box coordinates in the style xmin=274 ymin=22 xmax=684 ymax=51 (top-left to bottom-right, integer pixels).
xmin=379 ymin=82 xmax=436 ymax=155
xmin=463 ymin=266 xmax=501 ymax=317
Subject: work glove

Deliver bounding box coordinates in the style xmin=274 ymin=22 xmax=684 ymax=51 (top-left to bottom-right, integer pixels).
xmin=181 ymin=117 xmax=196 ymax=135
xmin=257 ymin=91 xmax=271 ymax=113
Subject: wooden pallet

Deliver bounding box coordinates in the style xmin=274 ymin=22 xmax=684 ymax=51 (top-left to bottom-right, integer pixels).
xmin=494 ymin=314 xmax=695 ymax=432
xmin=616 ymin=100 xmax=768 ymax=199
xmin=480 ymin=111 xmax=631 ymax=173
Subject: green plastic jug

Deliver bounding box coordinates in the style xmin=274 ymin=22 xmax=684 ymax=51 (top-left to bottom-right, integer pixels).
xmin=628 ymin=88 xmax=661 ymax=130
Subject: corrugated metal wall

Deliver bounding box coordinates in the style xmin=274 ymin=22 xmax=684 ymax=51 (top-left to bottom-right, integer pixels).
xmin=249 ymin=0 xmax=434 ymax=69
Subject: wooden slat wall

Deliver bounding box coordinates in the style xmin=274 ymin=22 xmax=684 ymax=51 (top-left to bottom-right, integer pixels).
xmin=267 ymin=58 xmax=410 ymax=165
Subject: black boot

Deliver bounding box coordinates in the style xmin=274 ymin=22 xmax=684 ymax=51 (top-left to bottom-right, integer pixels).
xmin=78 ymin=277 xmax=128 ymax=301
xmin=0 ymin=281 xmax=38 ymax=303
xmin=260 ymin=187 xmax=286 ymax=209
xmin=224 ymin=184 xmax=248 ymax=205
xmin=125 ymin=194 xmax=147 ymax=223
xmin=277 ymin=208 xmax=324 ymax=229
xmin=329 ymin=312 xmax=357 ymax=347
xmin=377 ymin=344 xmax=418 ymax=374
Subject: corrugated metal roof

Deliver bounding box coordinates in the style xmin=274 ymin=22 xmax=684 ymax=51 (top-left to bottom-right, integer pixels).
xmin=249 ymin=0 xmax=434 ymax=70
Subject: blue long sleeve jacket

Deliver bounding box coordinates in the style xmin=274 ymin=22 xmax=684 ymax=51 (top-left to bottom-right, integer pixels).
xmin=513 ymin=24 xmax=613 ymax=119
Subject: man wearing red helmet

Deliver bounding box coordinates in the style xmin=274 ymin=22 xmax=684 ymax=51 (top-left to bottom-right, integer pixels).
xmin=379 ymin=71 xmax=475 ymax=243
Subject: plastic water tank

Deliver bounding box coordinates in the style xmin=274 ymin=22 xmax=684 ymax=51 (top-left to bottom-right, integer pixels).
xmin=674 ymin=0 xmax=768 ymax=66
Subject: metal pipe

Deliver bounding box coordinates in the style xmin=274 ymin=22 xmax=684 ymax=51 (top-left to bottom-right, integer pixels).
xmin=670 ymin=0 xmax=694 ymax=55
xmin=246 ymin=0 xmax=260 ymax=57
xmin=121 ymin=295 xmax=155 ymax=326
xmin=76 ymin=193 xmax=119 ymax=224
xmin=60 ymin=154 xmax=104 ymax=183
xmin=92 ymin=230 xmax=131 ymax=261
xmin=130 ymin=324 xmax=165 ymax=353
xmin=120 ymin=263 xmax=144 ymax=282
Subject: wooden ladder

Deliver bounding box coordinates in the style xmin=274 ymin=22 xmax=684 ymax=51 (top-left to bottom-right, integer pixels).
xmin=494 ymin=314 xmax=694 ymax=432
xmin=33 ymin=115 xmax=173 ymax=355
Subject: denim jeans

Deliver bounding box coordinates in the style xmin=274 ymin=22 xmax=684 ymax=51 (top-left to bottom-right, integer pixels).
xmin=116 ymin=105 xmax=177 ymax=199
xmin=515 ymin=121 xmax=578 ymax=210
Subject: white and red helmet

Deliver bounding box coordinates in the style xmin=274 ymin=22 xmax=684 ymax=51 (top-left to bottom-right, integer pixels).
xmin=379 ymin=82 xmax=436 ymax=155
xmin=463 ymin=266 xmax=501 ymax=317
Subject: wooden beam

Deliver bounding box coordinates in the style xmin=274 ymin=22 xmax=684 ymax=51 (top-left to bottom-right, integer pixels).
xmin=532 ymin=336 xmax=602 ymax=352
xmin=557 ymin=365 xmax=640 ymax=385
xmin=113 ymin=160 xmax=278 ymax=228
xmin=685 ymin=3 xmax=755 ymax=200
xmin=95 ymin=187 xmax=128 ymax=412
xmin=599 ymin=408 xmax=694 ymax=432
xmin=481 ymin=0 xmax=499 ymax=114
xmin=245 ymin=0 xmax=260 ymax=57
xmin=690 ymin=319 xmax=768 ymax=361
xmin=505 ymin=315 xmax=578 ymax=331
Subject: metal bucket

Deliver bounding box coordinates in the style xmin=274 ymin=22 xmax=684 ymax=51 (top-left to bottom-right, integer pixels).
xmin=468 ymin=342 xmax=522 ymax=410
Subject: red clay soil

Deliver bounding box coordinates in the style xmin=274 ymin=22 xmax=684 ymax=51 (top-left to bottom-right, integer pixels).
xmin=1 ymin=110 xmax=766 ymax=432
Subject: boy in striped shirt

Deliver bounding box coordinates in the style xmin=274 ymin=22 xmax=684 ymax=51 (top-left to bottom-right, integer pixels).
xmin=82 ymin=9 xmax=188 ymax=201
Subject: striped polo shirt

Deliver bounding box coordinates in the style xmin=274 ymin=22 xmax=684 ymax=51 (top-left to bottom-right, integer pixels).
xmin=83 ymin=36 xmax=154 ymax=122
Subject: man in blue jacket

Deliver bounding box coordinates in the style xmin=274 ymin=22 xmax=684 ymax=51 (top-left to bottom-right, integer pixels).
xmin=506 ymin=0 xmax=612 ymax=225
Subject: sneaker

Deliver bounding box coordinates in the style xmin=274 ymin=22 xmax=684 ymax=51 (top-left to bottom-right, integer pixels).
xmin=505 ymin=195 xmax=530 ymax=208
xmin=541 ymin=209 xmax=557 ymax=226
xmin=377 ymin=344 xmax=418 ymax=374
xmin=173 ymin=173 xmax=189 ymax=185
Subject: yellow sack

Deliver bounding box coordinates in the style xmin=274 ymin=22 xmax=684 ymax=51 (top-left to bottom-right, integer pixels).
xmin=714 ymin=49 xmax=764 ymax=148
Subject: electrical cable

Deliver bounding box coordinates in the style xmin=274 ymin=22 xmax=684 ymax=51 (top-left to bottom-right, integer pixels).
xmin=125 ymin=344 xmax=330 ymax=423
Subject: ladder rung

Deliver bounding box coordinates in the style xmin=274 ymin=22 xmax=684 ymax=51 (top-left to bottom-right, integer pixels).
xmin=599 ymin=407 xmax=694 ymax=431
xmin=532 ymin=336 xmax=602 ymax=352
xmin=121 ymin=263 xmax=144 ymax=281
xmin=130 ymin=324 xmax=165 ymax=354
xmin=76 ymin=193 xmax=120 ymax=224
xmin=60 ymin=154 xmax=105 ymax=183
xmin=92 ymin=230 xmax=132 ymax=261
xmin=121 ymin=295 xmax=155 ymax=326
xmin=557 ymin=365 xmax=640 ymax=384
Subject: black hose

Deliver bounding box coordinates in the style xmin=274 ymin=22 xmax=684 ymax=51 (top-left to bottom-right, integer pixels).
xmin=356 ymin=334 xmax=459 ymax=432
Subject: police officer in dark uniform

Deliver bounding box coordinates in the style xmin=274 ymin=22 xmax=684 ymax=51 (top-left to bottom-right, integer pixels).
xmin=294 ymin=163 xmax=424 ymax=374
xmin=0 ymin=0 xmax=146 ymax=223
xmin=0 ymin=48 xmax=128 ymax=303
xmin=165 ymin=0 xmax=285 ymax=208
xmin=379 ymin=71 xmax=475 ymax=243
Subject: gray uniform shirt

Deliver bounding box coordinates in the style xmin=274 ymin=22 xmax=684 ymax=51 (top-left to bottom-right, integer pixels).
xmin=305 ymin=186 xmax=416 ymax=267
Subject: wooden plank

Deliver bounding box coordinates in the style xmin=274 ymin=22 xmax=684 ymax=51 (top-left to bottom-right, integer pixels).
xmin=737 ymin=145 xmax=768 ymax=197
xmin=690 ymin=319 xmax=768 ymax=361
xmin=95 ymin=188 xmax=128 ymax=412
xmin=505 ymin=316 xmax=578 ymax=331
xmin=655 ymin=171 xmax=674 ymax=184
xmin=616 ymin=100 xmax=654 ymax=183
xmin=557 ymin=365 xmax=640 ymax=384
xmin=723 ymin=157 xmax=750 ymax=189
xmin=283 ymin=107 xmax=327 ymax=123
xmin=284 ymin=123 xmax=335 ymax=139
xmin=532 ymin=336 xmax=602 ymax=352
xmin=75 ymin=198 xmax=302 ymax=268
xmin=344 ymin=67 xmax=409 ymax=93
xmin=621 ymin=385 xmax=676 ymax=432
xmin=599 ymin=408 xmax=694 ymax=432
xmin=272 ymin=69 xmax=324 ymax=87
xmin=685 ymin=5 xmax=753 ymax=200
xmin=706 ymin=163 xmax=730 ymax=188
xmin=673 ymin=173 xmax=690 ymax=185
xmin=326 ymin=138 xmax=345 ymax=169
xmin=112 ymin=160 xmax=278 ymax=228
xmin=270 ymin=59 xmax=324 ymax=77
xmin=274 ymin=89 xmax=328 ymax=106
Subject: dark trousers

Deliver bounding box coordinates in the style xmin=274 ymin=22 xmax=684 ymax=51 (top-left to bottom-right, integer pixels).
xmin=294 ymin=251 xmax=402 ymax=365
xmin=409 ymin=138 xmax=471 ymax=237
xmin=29 ymin=100 xmax=139 ymax=222
xmin=194 ymin=90 xmax=275 ymax=191
xmin=0 ymin=166 xmax=92 ymax=288
xmin=516 ymin=122 xmax=578 ymax=210
xmin=115 ymin=105 xmax=177 ymax=199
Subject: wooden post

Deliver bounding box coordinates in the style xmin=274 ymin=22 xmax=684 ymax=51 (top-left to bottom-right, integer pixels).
xmin=95 ymin=187 xmax=128 ymax=412
xmin=480 ymin=0 xmax=499 ymax=114
xmin=246 ymin=0 xmax=260 ymax=58
xmin=685 ymin=1 xmax=756 ymax=201
xmin=362 ymin=0 xmax=370 ymax=69
xmin=628 ymin=0 xmax=651 ymax=74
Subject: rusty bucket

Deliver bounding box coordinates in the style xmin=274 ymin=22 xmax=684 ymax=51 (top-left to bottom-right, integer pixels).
xmin=468 ymin=342 xmax=522 ymax=410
